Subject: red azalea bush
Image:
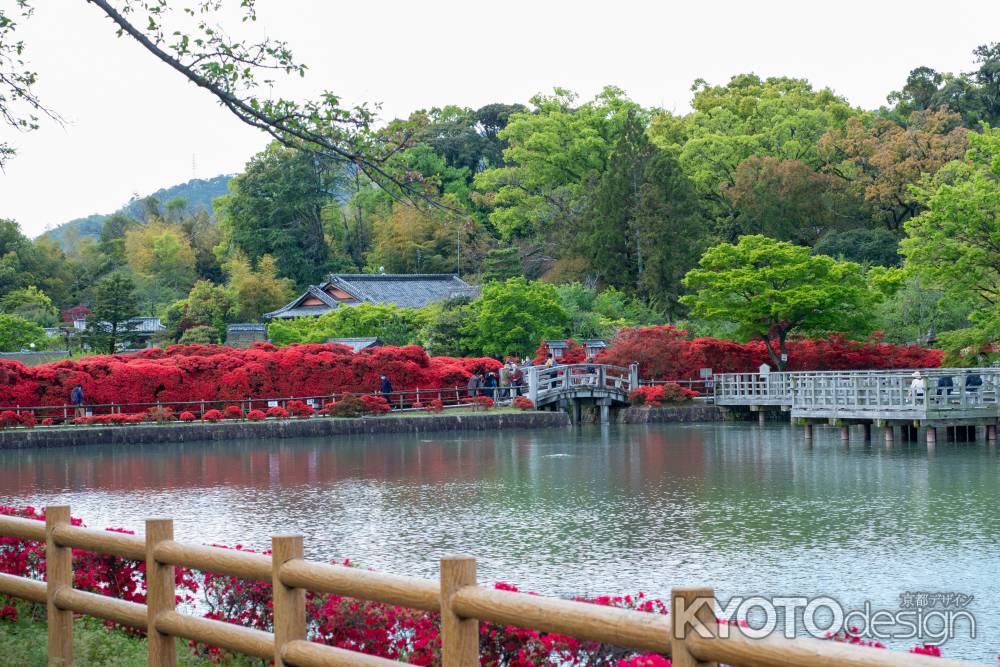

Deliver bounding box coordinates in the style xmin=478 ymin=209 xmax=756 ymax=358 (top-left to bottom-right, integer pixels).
xmin=598 ymin=327 xmax=943 ymax=380
xmin=246 ymin=409 xmax=266 ymax=421
xmin=321 ymin=395 xmax=366 ymax=418
xmin=512 ymin=396 xmax=534 ymax=410
xmin=464 ymin=396 xmax=494 ymax=410
xmin=285 ymin=400 xmax=315 ymax=419
xmin=0 ymin=411 xmax=20 ymax=428
xmin=40 ymin=417 xmax=54 ymax=426
xmin=179 ymin=411 xmax=196 ymax=422
xmin=265 ymin=406 xmax=290 ymax=420
xmin=424 ymin=399 xmax=444 ymax=413
xmin=201 ymin=409 xmax=223 ymax=422
xmin=17 ymin=411 xmax=35 ymax=428
xmin=359 ymin=395 xmax=391 ymax=414
xmin=223 ymin=405 xmax=244 ymax=420
xmin=629 ymin=385 xmax=697 ymax=407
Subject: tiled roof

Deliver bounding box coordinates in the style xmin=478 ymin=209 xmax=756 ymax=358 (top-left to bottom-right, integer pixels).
xmin=328 ymin=274 xmax=478 ymax=309
xmin=73 ymin=317 xmax=165 ymax=333
xmin=264 ymin=274 xmax=478 ymax=319
xmin=227 ymin=323 xmax=267 ymax=333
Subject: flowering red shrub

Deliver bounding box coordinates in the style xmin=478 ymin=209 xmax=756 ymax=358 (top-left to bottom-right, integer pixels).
xmin=201 ymin=409 xmax=223 ymax=422
xmin=223 ymin=405 xmax=244 ymax=420
xmin=0 ymin=411 xmax=19 ymax=428
xmin=265 ymin=406 xmax=290 ymax=420
xmin=629 ymin=385 xmax=698 ymax=407
xmin=40 ymin=417 xmax=54 ymax=426
xmin=411 ymin=401 xmax=425 ymax=410
xmin=246 ymin=409 xmax=266 ymax=421
xmin=17 ymin=411 xmax=35 ymax=428
xmin=424 ymin=399 xmax=444 ymax=413
xmin=598 ymin=327 xmax=944 ymax=380
xmin=285 ymin=400 xmax=315 ymax=418
xmin=0 ymin=604 xmax=16 ymax=622
xmin=179 ymin=411 xmax=196 ymax=422
xmin=321 ymin=396 xmax=366 ymax=418
xmin=512 ymin=396 xmax=534 ymax=410
xmin=360 ymin=395 xmax=391 ymax=414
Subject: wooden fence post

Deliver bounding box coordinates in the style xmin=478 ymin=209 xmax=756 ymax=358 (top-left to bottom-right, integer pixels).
xmin=272 ymin=535 xmax=305 ymax=667
xmin=671 ymin=586 xmax=717 ymax=667
xmin=440 ymin=555 xmax=478 ymax=667
xmin=46 ymin=505 xmax=73 ymax=666
xmin=146 ymin=518 xmax=176 ymax=667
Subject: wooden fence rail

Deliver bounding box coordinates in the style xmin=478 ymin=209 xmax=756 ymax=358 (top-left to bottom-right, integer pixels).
xmin=0 ymin=507 xmax=984 ymax=666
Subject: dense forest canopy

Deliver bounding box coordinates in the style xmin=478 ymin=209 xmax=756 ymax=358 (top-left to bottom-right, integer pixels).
xmin=2 ymin=30 xmax=1000 ymax=360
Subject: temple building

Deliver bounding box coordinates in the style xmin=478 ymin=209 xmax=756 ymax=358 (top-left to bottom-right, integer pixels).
xmin=264 ymin=273 xmax=478 ymax=320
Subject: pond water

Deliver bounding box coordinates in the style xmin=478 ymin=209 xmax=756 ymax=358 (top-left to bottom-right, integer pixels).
xmin=0 ymin=422 xmax=997 ymax=660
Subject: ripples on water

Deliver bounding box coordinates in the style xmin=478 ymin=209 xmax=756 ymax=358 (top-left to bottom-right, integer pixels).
xmin=0 ymin=423 xmax=997 ymax=660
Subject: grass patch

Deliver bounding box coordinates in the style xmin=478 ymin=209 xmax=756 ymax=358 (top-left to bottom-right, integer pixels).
xmin=0 ymin=602 xmax=263 ymax=666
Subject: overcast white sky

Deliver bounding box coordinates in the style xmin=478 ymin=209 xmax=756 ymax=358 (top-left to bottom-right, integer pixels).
xmin=2 ymin=0 xmax=998 ymax=238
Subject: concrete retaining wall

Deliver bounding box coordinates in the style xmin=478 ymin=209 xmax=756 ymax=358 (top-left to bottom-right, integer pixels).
xmin=0 ymin=411 xmax=572 ymax=450
xmin=612 ymin=404 xmax=724 ymax=424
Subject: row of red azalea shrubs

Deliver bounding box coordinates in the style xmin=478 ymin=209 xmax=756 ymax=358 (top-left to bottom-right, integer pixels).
xmin=0 ymin=506 xmax=949 ymax=664
xmin=539 ymin=328 xmax=943 ymax=380
xmin=0 ymin=342 xmax=501 ymax=410
xmin=0 ymin=328 xmax=942 ymax=412
xmin=628 ymin=384 xmax=700 ymax=407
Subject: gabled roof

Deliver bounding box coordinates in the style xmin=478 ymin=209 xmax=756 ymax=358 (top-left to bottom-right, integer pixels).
xmin=327 ymin=274 xmax=478 ymax=309
xmin=328 ymin=337 xmax=381 ymax=352
xmin=264 ymin=274 xmax=478 ymax=319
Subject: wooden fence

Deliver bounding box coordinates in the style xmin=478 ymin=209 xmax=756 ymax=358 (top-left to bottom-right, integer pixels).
xmin=0 ymin=506 xmax=982 ymax=666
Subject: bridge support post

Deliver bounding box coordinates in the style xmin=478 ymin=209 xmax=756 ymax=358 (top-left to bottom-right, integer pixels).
xmin=527 ymin=367 xmax=538 ymax=406
xmin=600 ymin=403 xmax=610 ymax=425
xmin=758 ymin=410 xmax=766 ymax=426
xmin=884 ymin=426 xmax=895 ymax=448
xmin=628 ymin=364 xmax=639 ymax=392
xmin=926 ymin=426 xmax=937 ymax=447
xmin=840 ymin=425 xmax=850 ymax=443
xmin=862 ymin=423 xmax=871 ymax=442
xmin=988 ymin=424 xmax=997 ymax=444
xmin=803 ymin=423 xmax=813 ymax=441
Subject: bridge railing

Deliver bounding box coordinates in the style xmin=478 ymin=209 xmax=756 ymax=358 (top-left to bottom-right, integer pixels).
xmin=714 ymin=372 xmax=794 ymax=405
xmin=0 ymin=505 xmax=980 ymax=667
xmin=526 ymin=364 xmax=633 ymax=404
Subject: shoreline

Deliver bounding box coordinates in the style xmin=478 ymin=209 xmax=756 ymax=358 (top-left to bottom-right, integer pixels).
xmin=0 ymin=405 xmax=725 ymax=450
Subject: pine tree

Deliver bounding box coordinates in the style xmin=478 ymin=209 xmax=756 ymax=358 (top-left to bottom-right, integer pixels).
xmin=86 ymin=274 xmax=140 ymax=354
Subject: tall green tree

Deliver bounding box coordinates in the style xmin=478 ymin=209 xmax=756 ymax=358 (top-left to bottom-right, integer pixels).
xmin=86 ymin=273 xmax=140 ymax=354
xmin=681 ymin=235 xmax=875 ymax=369
xmin=0 ymin=285 xmax=57 ymax=326
xmin=0 ymin=313 xmax=46 ymax=352
xmin=217 ymin=143 xmax=345 ymax=286
xmin=469 ymin=277 xmax=570 ymax=357
xmin=901 ymin=126 xmax=1000 ymax=352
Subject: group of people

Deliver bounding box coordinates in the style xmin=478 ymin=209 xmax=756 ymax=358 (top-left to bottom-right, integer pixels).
xmin=908 ymin=370 xmax=984 ymax=400
xmin=467 ymin=359 xmax=529 ymax=400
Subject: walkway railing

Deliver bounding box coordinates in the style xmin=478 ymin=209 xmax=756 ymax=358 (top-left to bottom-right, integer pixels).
xmin=0 ymin=385 xmax=524 ymax=426
xmin=0 ymin=506 xmax=979 ymax=666
xmin=714 ymin=368 xmax=1000 ymax=420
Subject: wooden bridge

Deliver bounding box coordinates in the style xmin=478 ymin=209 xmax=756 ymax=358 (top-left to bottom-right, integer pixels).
xmin=526 ymin=363 xmax=636 ymax=423
xmin=715 ymin=368 xmax=1000 ymax=444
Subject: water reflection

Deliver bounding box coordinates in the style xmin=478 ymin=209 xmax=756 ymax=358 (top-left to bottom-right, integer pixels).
xmin=0 ymin=423 xmax=997 ymax=660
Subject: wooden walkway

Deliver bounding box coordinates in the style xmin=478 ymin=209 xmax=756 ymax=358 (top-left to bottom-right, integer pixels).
xmin=715 ymin=368 xmax=1000 ymax=443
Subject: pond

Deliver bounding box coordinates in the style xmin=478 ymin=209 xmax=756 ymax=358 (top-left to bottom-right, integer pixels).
xmin=0 ymin=422 xmax=997 ymax=660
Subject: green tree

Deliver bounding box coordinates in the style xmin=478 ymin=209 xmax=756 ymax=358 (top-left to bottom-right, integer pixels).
xmin=217 ymin=143 xmax=344 ymax=286
xmin=634 ymin=150 xmax=710 ymax=317
xmin=0 ymin=313 xmax=46 ymax=352
xmin=86 ymin=273 xmax=140 ymax=354
xmin=481 ymin=247 xmax=523 ymax=283
xmin=423 ymin=297 xmax=479 ymax=357
xmin=268 ymin=302 xmax=428 ymax=347
xmin=469 ymin=278 xmax=570 ymax=357
xmin=225 ymin=253 xmax=295 ymax=322
xmin=0 ymin=285 xmax=57 ymax=326
xmin=681 ymin=235 xmax=876 ymax=370
xmin=178 ymin=325 xmax=220 ymax=344
xmin=813 ymin=228 xmax=901 ymax=267
xmin=901 ymin=126 xmax=1000 ymax=350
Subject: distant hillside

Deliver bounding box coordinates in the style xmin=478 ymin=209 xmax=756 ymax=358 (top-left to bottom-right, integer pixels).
xmin=42 ymin=175 xmax=234 ymax=246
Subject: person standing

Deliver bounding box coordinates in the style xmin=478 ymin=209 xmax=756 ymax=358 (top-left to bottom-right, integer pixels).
xmin=379 ymin=374 xmax=393 ymax=401
xmin=70 ymin=383 xmax=85 ymax=418
xmin=467 ymin=371 xmax=481 ymax=398
xmin=484 ymin=371 xmax=498 ymax=399
xmin=499 ymin=362 xmax=511 ymax=400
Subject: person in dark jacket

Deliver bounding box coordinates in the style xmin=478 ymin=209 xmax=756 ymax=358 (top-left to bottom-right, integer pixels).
xmin=70 ymin=384 xmax=85 ymax=418
xmin=484 ymin=371 xmax=498 ymax=399
xmin=379 ymin=374 xmax=393 ymax=400
xmin=936 ymin=374 xmax=954 ymax=396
